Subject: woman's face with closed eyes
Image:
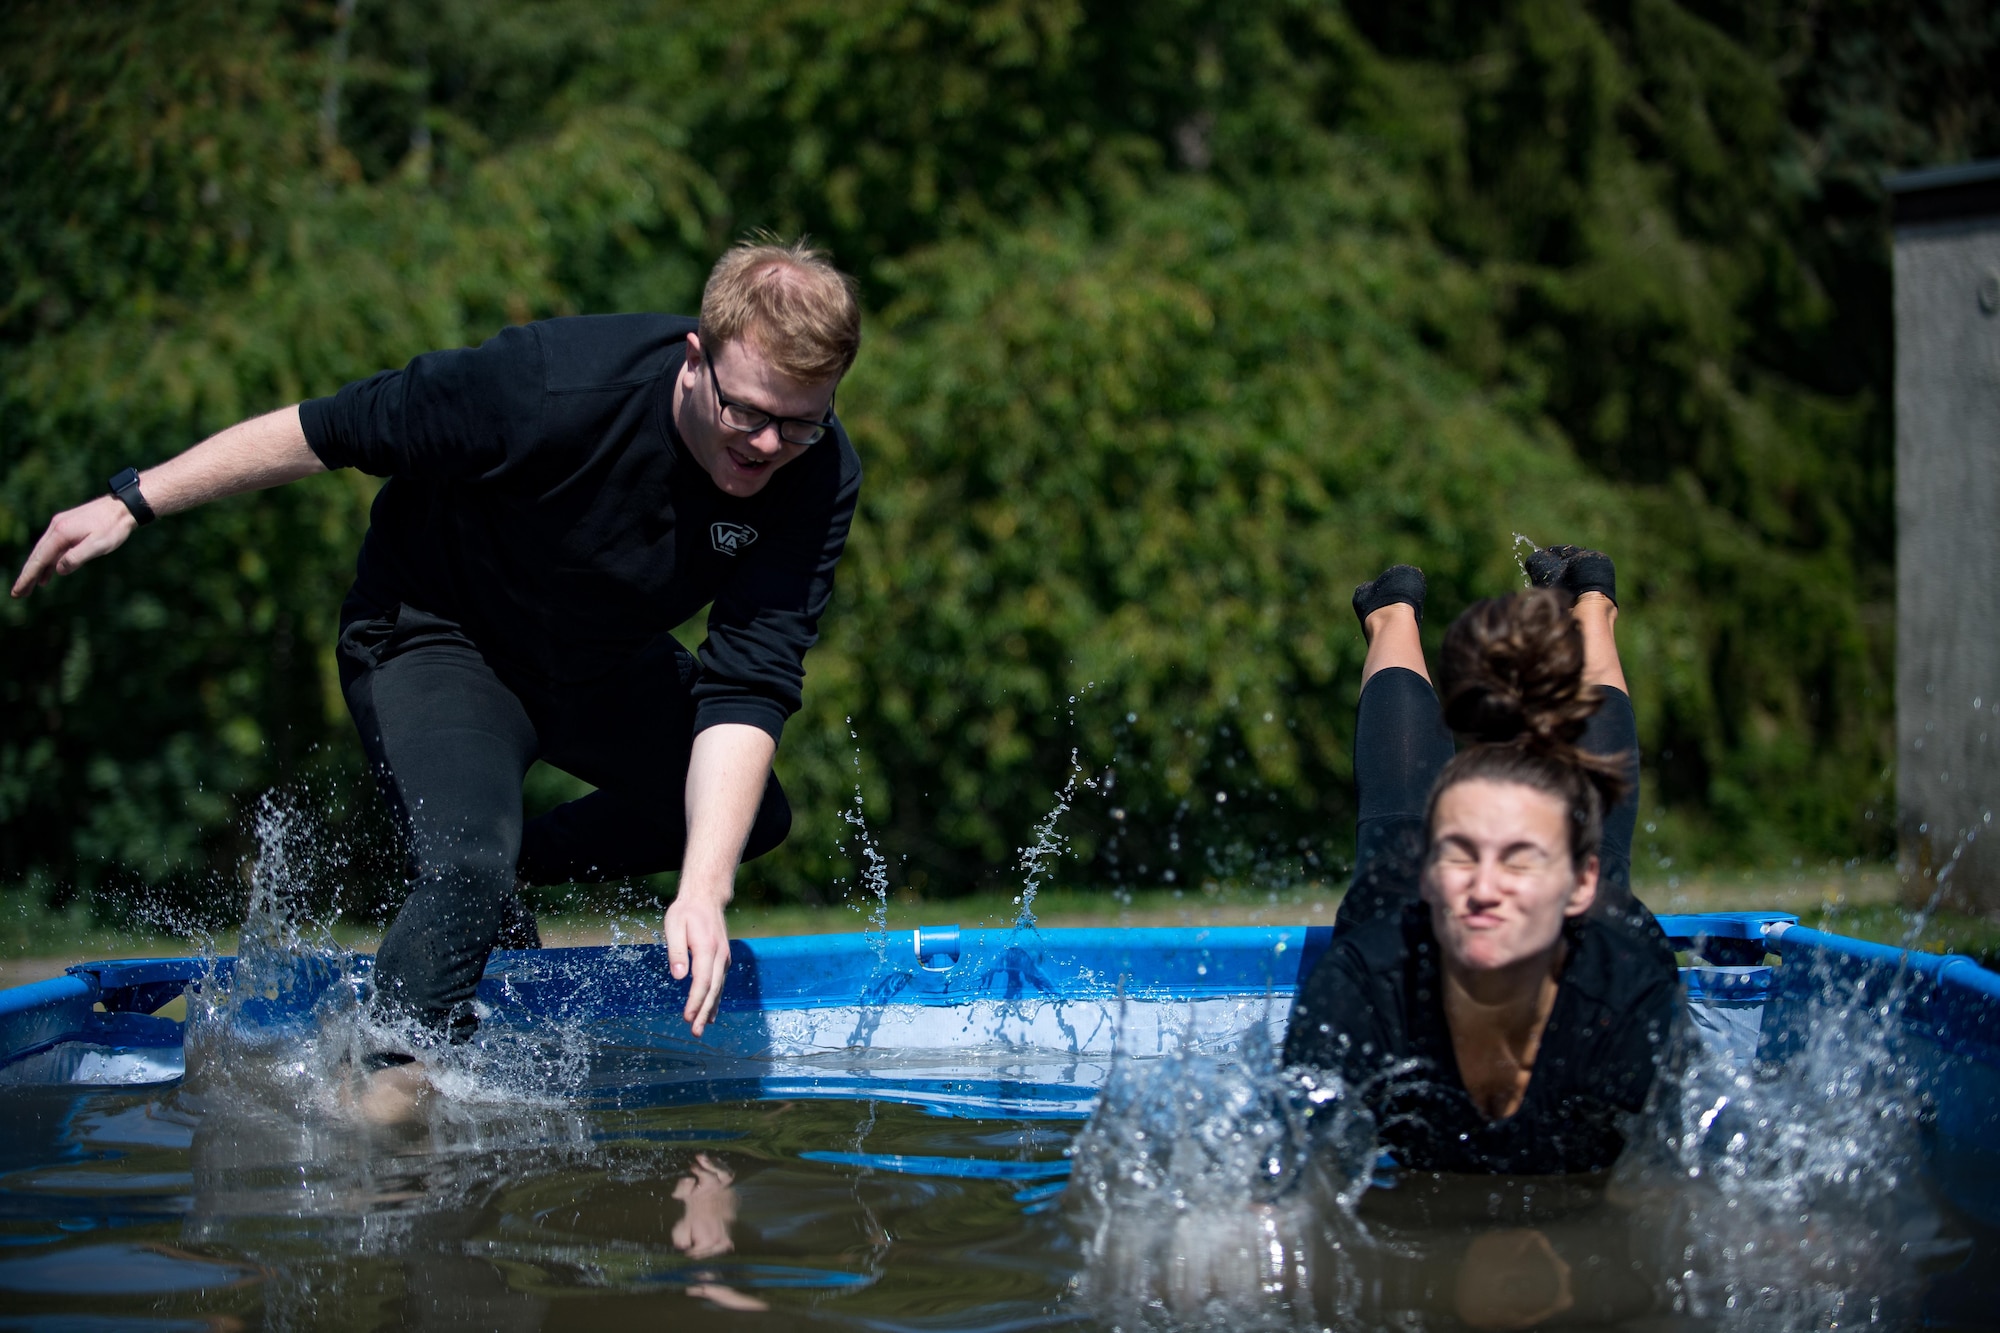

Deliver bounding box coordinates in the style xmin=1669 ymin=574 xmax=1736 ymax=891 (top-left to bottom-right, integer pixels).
xmin=1421 ymin=778 xmax=1598 ymax=973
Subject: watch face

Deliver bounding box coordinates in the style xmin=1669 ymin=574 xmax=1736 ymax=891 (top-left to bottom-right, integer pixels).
xmin=109 ymin=468 xmax=154 ymax=523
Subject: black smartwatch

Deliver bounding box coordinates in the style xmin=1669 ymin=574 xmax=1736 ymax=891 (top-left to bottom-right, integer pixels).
xmin=108 ymin=468 xmax=156 ymax=526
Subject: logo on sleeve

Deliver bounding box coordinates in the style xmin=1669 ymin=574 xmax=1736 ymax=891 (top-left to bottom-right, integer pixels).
xmin=711 ymin=521 xmax=759 ymax=555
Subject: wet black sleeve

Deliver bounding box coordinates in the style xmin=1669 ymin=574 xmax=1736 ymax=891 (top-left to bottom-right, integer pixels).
xmin=691 ymin=439 xmax=862 ymax=742
xmin=298 ymin=323 xmax=547 ymax=479
xmin=1553 ymin=916 xmax=1684 ymax=1121
xmin=1335 ymin=668 xmax=1456 ymax=933
xmin=1580 ymin=685 xmax=1641 ymax=909
xmin=1588 ymin=957 xmax=1684 ymax=1115
xmin=1283 ymin=928 xmax=1402 ymax=1088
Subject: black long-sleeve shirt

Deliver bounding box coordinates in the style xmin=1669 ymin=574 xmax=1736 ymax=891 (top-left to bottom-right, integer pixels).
xmin=1284 ymin=905 xmax=1681 ymax=1175
xmin=300 ymin=314 xmax=861 ymax=742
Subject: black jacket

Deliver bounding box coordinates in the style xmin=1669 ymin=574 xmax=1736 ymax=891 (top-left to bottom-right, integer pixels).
xmin=301 ymin=314 xmax=861 ymax=741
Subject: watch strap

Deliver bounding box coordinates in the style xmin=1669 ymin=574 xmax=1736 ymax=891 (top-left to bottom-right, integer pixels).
xmin=108 ymin=467 xmax=156 ymax=526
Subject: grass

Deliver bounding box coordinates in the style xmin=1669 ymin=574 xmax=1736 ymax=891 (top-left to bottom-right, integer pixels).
xmin=4 ymin=865 xmax=1995 ymax=985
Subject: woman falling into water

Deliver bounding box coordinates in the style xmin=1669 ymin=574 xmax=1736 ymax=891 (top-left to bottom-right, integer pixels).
xmin=1283 ymin=546 xmax=1683 ymax=1176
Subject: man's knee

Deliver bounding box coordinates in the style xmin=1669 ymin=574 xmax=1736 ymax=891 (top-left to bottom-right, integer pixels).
xmin=743 ymin=779 xmax=792 ymax=862
xmin=406 ymin=828 xmax=519 ymax=900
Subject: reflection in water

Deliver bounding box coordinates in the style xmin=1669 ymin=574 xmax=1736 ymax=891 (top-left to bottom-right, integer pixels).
xmin=674 ymin=1154 xmax=768 ymax=1311
xmin=0 ymin=1013 xmax=1987 ymax=1330
xmin=180 ymin=1068 xmax=591 ymax=1329
xmin=104 ymin=1081 xmax=1074 ymax=1327
xmin=673 ymin=1153 xmax=742 ymax=1260
xmin=1452 ymin=1228 xmax=1573 ymax=1329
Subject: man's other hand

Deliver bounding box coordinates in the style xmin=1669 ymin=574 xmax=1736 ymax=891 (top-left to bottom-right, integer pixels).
xmin=664 ymin=886 xmax=732 ymax=1036
xmin=672 ymin=722 xmax=773 ymax=1037
xmin=11 ymin=496 xmax=136 ymax=597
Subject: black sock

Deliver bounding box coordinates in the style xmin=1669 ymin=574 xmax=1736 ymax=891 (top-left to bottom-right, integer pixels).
xmin=1352 ymin=564 xmax=1427 ymax=628
xmin=1525 ymin=545 xmax=1616 ymax=606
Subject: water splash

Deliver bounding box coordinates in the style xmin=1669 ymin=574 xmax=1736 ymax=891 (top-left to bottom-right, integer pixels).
xmin=1014 ymin=747 xmax=1083 ymax=931
xmin=180 ymin=792 xmax=370 ymax=1116
xmin=1510 ymin=531 xmax=1541 ymax=581
xmin=179 ymin=792 xmax=591 ymax=1134
xmin=835 ymin=716 xmax=893 ymax=954
xmin=1617 ymin=927 xmax=1955 ymax=1327
xmin=1013 ymin=687 xmax=1101 ymax=930
xmin=1897 ymin=822 xmax=1978 ymax=953
xmin=1067 ymin=1019 xmax=1376 ymax=1330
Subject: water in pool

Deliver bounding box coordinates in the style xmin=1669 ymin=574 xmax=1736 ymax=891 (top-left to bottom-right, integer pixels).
xmin=3 ymin=803 xmax=1993 ymax=1331
xmin=0 ymin=968 xmax=1990 ymax=1332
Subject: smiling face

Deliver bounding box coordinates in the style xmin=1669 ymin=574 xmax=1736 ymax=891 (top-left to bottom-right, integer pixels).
xmin=675 ymin=331 xmax=837 ymax=498
xmin=1421 ymin=778 xmax=1599 ymax=973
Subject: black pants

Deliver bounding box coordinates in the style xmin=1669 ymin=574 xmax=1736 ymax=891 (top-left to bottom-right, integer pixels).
xmin=337 ymin=603 xmax=791 ymax=1043
xmin=1333 ymin=667 xmax=1648 ymax=935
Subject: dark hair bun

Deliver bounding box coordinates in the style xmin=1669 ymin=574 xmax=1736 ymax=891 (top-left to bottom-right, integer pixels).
xmin=1422 ymin=587 xmax=1633 ymax=861
xmin=1438 ymin=588 xmax=1593 ymax=747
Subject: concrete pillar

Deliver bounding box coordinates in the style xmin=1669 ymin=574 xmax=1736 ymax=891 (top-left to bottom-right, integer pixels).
xmin=1890 ymin=161 xmax=2000 ymax=913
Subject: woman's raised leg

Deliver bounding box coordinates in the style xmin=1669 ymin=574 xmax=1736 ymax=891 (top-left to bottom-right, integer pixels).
xmin=1527 ymin=547 xmax=1651 ymax=928
xmin=1337 ymin=567 xmax=1457 ymax=933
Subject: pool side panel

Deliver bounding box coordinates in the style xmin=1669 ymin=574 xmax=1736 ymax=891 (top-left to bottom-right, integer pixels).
xmin=483 ymin=916 xmax=1787 ymax=1018
xmin=0 ymin=975 xmax=97 ymax=1065
xmin=480 ymin=926 xmax=1338 ymax=1021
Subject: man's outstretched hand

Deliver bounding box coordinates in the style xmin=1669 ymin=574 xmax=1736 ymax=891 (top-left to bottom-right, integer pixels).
xmin=12 ymin=406 xmax=325 ymax=600
xmin=664 ymin=886 xmax=732 ymax=1037
xmin=11 ymin=496 xmax=136 ymax=597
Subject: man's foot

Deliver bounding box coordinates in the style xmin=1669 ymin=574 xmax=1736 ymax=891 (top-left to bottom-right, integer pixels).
xmin=1352 ymin=564 xmax=1427 ymax=630
xmin=346 ymin=1053 xmax=434 ymax=1125
xmin=1525 ymin=545 xmax=1616 ymax=607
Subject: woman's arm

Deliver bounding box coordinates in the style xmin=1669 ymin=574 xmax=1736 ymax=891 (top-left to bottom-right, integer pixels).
xmin=1283 ymin=936 xmax=1401 ymax=1081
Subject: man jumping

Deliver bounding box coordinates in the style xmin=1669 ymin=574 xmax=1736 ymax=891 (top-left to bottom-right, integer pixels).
xmin=13 ymin=238 xmax=863 ymax=1087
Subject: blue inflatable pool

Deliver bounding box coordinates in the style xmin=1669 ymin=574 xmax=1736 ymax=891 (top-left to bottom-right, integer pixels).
xmin=3 ymin=913 xmax=1995 ymax=1195
xmin=1 ymin=911 xmax=1996 ymax=1327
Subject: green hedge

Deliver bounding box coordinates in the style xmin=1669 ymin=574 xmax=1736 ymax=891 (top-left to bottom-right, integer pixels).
xmin=5 ymin=0 xmax=1990 ymax=922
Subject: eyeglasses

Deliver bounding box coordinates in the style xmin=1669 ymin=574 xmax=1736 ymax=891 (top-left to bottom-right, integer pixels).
xmin=704 ymin=355 xmax=835 ymax=446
